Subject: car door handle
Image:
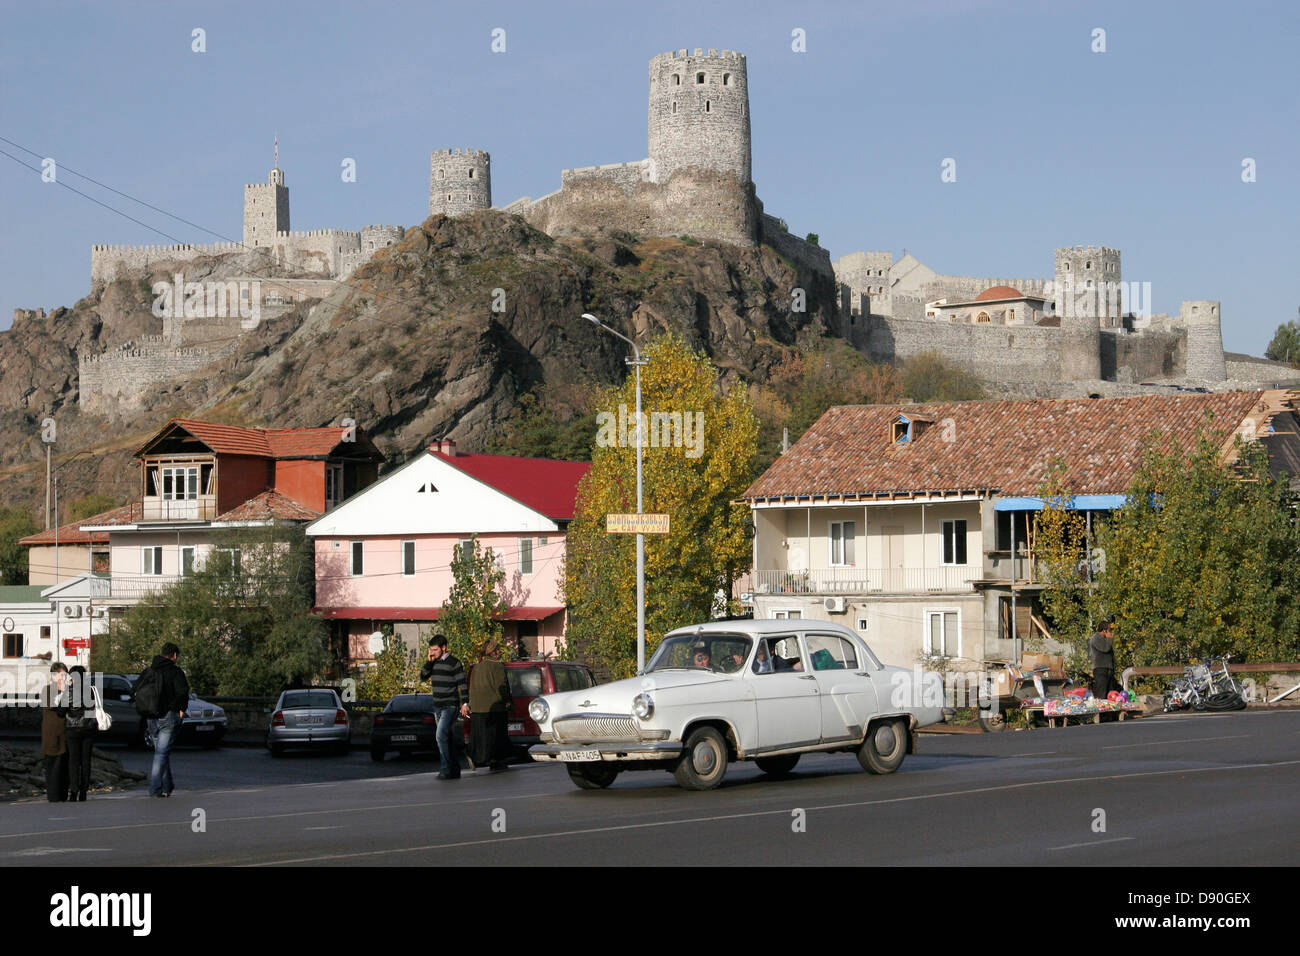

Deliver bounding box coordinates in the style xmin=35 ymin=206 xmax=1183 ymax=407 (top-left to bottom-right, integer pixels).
xmin=799 ymin=675 xmax=817 ymax=680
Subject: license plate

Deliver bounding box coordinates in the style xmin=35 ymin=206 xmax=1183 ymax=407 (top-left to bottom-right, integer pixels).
xmin=195 ymin=724 xmax=215 ymax=732
xmin=392 ymin=734 xmax=417 ymax=742
xmin=559 ymin=750 xmax=602 ymax=761
xmin=508 ymin=722 xmax=523 ymax=733
xmin=305 ymin=716 xmax=325 ymax=725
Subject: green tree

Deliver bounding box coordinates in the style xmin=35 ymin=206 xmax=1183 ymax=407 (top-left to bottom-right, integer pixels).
xmin=804 ymin=232 xmax=820 ymax=247
xmin=1032 ymin=458 xmax=1100 ymax=678
xmin=94 ymin=523 xmax=328 ymax=695
xmin=65 ymin=494 xmax=120 ymax=523
xmin=901 ymin=351 xmax=987 ymax=402
xmin=486 ymin=384 xmax=598 ymax=461
xmin=356 ymin=626 xmax=423 ymax=701
xmin=562 ymin=333 xmax=759 ymax=679
xmin=0 ymin=506 xmax=38 ymax=585
xmin=1264 ymin=318 xmax=1300 ymax=366
xmin=1092 ymin=427 xmax=1300 ymax=667
xmin=438 ymin=535 xmax=507 ymax=667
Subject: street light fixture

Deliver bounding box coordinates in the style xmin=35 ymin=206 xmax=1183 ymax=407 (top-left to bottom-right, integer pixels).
xmin=582 ymin=312 xmax=649 ymax=672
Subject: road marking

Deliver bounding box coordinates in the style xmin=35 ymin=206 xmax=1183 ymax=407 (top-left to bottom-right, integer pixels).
xmin=303 ymin=826 xmax=344 ymax=831
xmin=1048 ymin=837 xmax=1135 ymax=851
xmin=1009 ymin=751 xmax=1057 ymax=756
xmin=1102 ymin=734 xmax=1251 ymax=750
xmin=246 ymin=757 xmax=1300 ymax=866
xmin=2 ymin=846 xmax=111 ymax=858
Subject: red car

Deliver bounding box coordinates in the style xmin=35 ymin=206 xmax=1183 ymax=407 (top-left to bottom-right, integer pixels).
xmin=465 ymin=660 xmax=597 ymax=753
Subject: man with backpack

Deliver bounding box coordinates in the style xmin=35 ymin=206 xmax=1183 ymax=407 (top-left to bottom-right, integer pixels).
xmin=136 ymin=641 xmax=190 ymax=798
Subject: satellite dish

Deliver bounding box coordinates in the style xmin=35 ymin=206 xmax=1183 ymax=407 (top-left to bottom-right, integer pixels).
xmin=367 ymin=631 xmax=385 ymax=655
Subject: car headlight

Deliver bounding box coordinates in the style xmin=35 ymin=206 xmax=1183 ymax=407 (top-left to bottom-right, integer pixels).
xmin=528 ymin=698 xmax=549 ymax=724
xmin=632 ymin=693 xmax=654 ymax=720
xmin=213 ymin=707 xmax=225 ymax=718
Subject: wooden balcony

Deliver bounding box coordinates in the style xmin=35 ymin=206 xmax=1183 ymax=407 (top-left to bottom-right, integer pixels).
xmin=141 ymin=496 xmax=218 ymax=522
xmin=753 ymin=566 xmax=981 ymax=595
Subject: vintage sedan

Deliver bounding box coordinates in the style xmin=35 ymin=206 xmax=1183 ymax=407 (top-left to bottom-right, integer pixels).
xmin=528 ymin=620 xmax=944 ymax=790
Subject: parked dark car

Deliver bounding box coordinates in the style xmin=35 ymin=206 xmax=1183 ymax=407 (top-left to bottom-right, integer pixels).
xmin=370 ymin=693 xmax=443 ymax=761
xmin=97 ymin=673 xmax=227 ymax=748
xmin=463 ymin=660 xmax=597 ymax=755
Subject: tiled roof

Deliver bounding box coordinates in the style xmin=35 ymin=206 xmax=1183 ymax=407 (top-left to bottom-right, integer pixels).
xmin=431 ymin=450 xmax=590 ymax=520
xmin=975 ymin=285 xmax=1023 ymax=301
xmin=744 ymin=391 xmax=1267 ymax=500
xmin=216 ymin=490 xmax=321 ymax=523
xmin=136 ymin=420 xmax=379 ymax=460
xmin=18 ymin=511 xmax=115 ymax=545
xmin=64 ymin=502 xmax=143 ymax=530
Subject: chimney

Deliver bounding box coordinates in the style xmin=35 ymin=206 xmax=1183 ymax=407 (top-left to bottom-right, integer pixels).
xmin=435 ymin=438 xmax=457 ymax=456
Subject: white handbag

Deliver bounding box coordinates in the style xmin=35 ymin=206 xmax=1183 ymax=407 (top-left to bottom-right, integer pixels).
xmin=93 ymin=686 xmax=113 ymax=732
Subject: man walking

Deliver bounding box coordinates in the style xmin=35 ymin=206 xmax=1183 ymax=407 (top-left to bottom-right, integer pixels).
xmin=1090 ymin=620 xmax=1116 ymax=699
xmin=138 ymin=642 xmax=189 ymax=798
xmin=469 ymin=639 xmax=513 ymax=772
xmin=419 ymin=634 xmax=469 ymax=780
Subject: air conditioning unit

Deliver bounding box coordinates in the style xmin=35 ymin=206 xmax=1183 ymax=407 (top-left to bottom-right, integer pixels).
xmin=63 ymin=605 xmax=76 ymax=618
xmin=824 ymin=597 xmax=847 ymax=613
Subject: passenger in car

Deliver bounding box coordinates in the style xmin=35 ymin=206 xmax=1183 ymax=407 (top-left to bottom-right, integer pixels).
xmin=753 ymin=643 xmax=774 ymax=674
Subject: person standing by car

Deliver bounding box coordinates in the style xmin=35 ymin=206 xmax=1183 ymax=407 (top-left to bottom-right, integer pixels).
xmin=41 ymin=662 xmax=70 ymax=803
xmin=1090 ymin=620 xmax=1117 ymax=699
xmin=419 ymin=634 xmax=469 ymax=780
xmin=469 ymin=639 xmax=513 ymax=772
xmin=60 ymin=665 xmax=99 ymax=802
xmin=137 ymin=641 xmax=189 ymax=798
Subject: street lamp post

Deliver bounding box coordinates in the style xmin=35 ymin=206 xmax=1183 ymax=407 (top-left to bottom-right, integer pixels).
xmin=582 ymin=313 xmax=649 ymax=671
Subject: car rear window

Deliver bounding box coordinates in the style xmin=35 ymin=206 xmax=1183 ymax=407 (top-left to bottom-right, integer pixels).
xmin=282 ymin=691 xmax=338 ymax=709
xmin=553 ymin=666 xmax=593 ymax=692
xmin=508 ymin=668 xmax=543 ymax=697
xmin=385 ymin=695 xmax=435 ymax=713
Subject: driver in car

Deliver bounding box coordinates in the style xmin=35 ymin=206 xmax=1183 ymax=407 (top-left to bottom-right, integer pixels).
xmin=691 ymin=646 xmax=713 ymax=670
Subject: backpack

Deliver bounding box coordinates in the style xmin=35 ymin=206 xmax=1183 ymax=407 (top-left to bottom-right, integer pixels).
xmin=133 ymin=665 xmax=165 ymax=718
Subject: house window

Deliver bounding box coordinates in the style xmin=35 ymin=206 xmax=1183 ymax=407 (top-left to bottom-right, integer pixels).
xmin=538 ymin=536 xmax=548 ymax=547
xmin=924 ymin=610 xmax=960 ymax=657
xmin=92 ymin=550 xmax=109 ymax=574
xmin=350 ymin=541 xmax=364 ymax=576
xmin=829 ymin=521 xmax=856 ymax=566
xmin=941 ymin=520 xmax=967 ymax=565
xmin=3 ymin=634 xmax=20 ymax=658
xmin=519 ymin=537 xmax=534 ymax=575
xmin=180 ymin=546 xmax=195 ymax=576
xmin=161 ymin=466 xmax=199 ymax=500
xmin=402 ymin=540 xmax=416 ymax=577
xmin=891 ymin=419 xmax=911 ymax=444
xmin=41 ymin=626 xmax=50 ymax=641
xmin=141 ymin=546 xmax=163 ymax=576
xmin=325 ymin=464 xmax=344 ymax=509
xmin=215 ymin=548 xmax=241 ymax=578
xmin=772 ymin=609 xmax=802 ymax=620
xmin=976 ymin=312 xmax=990 ymax=323
xmin=457 ymin=539 xmax=474 ymax=563
xmin=996 ymin=511 xmax=1030 ymax=551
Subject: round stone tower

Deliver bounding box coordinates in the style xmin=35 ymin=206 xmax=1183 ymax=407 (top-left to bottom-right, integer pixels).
xmin=1180 ymin=300 xmax=1227 ymax=381
xmin=360 ymin=224 xmax=404 ymax=253
xmin=647 ymin=48 xmax=750 ymax=185
xmin=429 ymin=148 xmax=491 ymax=217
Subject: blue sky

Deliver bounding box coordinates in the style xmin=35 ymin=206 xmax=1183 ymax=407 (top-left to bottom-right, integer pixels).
xmin=1 ymin=0 xmax=1296 ymax=354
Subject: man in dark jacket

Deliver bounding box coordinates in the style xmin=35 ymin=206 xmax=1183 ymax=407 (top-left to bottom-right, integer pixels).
xmin=468 ymin=639 xmax=513 ymax=772
xmin=419 ymin=634 xmax=469 ymax=779
xmin=41 ymin=662 xmax=70 ymax=803
xmin=143 ymin=641 xmax=190 ymax=798
xmin=1089 ymin=620 xmax=1116 ymax=699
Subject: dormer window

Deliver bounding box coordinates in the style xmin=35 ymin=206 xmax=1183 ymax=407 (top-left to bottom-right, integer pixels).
xmin=891 ymin=417 xmax=912 ymax=444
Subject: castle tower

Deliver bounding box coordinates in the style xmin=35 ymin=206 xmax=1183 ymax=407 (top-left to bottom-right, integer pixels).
xmin=1180 ymin=300 xmax=1227 ymax=381
xmin=1053 ymin=245 xmax=1122 ymax=328
xmin=647 ymin=48 xmax=751 ymax=185
xmin=429 ymin=149 xmax=491 ymax=217
xmin=243 ymin=165 xmax=290 ymax=248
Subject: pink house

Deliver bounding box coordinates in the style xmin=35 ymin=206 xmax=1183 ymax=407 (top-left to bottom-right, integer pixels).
xmin=305 ymin=440 xmax=590 ymax=661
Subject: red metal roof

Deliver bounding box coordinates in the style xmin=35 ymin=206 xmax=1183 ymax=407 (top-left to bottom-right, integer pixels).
xmin=315 ymin=606 xmax=565 ymax=622
xmin=744 ymin=392 xmax=1267 ymax=500
xmin=430 ymin=450 xmax=590 ymax=520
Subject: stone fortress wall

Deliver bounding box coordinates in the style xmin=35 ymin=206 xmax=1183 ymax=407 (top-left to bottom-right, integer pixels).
xmin=78 ymin=336 xmax=238 ymax=414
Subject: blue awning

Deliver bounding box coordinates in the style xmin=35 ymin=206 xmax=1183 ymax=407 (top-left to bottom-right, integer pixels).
xmin=994 ymin=494 xmax=1127 ymax=512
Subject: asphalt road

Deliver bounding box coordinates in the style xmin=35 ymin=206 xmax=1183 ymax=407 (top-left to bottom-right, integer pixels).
xmin=2 ymin=709 xmax=1297 ymax=866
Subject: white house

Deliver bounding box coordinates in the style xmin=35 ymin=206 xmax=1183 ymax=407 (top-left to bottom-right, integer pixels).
xmin=0 ymin=574 xmax=110 ymax=680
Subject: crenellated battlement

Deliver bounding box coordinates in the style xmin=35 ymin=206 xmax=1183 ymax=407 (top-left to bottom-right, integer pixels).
xmin=654 ymin=48 xmax=746 ymax=62
xmin=91 ymin=241 xmax=241 ymax=256
xmin=1064 ymin=245 xmax=1121 ymax=257
xmin=432 ymin=148 xmax=489 ymax=158
xmin=273 ymin=228 xmax=361 ymax=240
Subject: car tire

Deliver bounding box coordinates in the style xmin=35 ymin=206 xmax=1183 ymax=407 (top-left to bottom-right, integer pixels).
xmin=978 ymin=709 xmax=1009 ymax=733
xmin=857 ymin=719 xmax=907 ymax=775
xmin=566 ymin=763 xmax=620 ymax=790
xmin=754 ymin=754 xmax=800 ymax=777
xmin=370 ymin=747 xmax=385 ymax=762
xmin=673 ymin=726 xmax=729 ymax=790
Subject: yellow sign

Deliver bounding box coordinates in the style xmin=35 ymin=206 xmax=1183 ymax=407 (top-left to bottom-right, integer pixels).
xmin=606 ymin=513 xmax=671 ymax=534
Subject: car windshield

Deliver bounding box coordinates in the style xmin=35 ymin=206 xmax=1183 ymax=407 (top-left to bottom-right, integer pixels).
xmin=508 ymin=668 xmax=543 ymax=697
xmin=282 ymin=691 xmax=337 ymax=709
xmin=646 ymin=634 xmax=752 ymax=673
xmin=385 ymin=695 xmax=435 ymax=713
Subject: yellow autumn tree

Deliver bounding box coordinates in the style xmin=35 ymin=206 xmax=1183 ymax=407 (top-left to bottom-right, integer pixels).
xmin=561 ymin=334 xmax=759 ymax=679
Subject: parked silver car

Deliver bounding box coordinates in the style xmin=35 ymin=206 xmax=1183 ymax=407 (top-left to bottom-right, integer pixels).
xmin=267 ymin=688 xmax=350 ymax=757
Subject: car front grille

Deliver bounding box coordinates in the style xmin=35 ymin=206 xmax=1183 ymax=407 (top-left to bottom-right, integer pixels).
xmin=552 ymin=716 xmax=639 ymax=743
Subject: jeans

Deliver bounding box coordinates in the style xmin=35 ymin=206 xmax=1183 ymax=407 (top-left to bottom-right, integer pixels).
xmin=149 ymin=712 xmax=181 ymax=796
xmin=434 ymin=705 xmax=460 ymax=776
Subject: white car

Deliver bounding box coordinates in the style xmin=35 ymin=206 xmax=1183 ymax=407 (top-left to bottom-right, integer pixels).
xmin=528 ymin=620 xmax=944 ymax=790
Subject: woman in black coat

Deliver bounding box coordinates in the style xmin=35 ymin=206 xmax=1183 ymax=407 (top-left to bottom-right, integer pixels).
xmin=60 ymin=665 xmax=99 ymax=802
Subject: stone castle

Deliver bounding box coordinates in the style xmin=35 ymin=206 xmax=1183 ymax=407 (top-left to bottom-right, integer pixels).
xmin=76 ymin=46 xmax=1292 ymax=413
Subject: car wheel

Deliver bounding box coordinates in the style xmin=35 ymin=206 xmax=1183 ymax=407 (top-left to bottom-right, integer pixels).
xmin=857 ymin=719 xmax=907 ymax=775
xmin=370 ymin=747 xmax=385 ymax=762
xmin=754 ymin=754 xmax=800 ymax=777
xmin=978 ymin=710 xmax=1009 ymax=733
xmin=673 ymin=726 xmax=729 ymax=790
xmin=566 ymin=763 xmax=620 ymax=790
